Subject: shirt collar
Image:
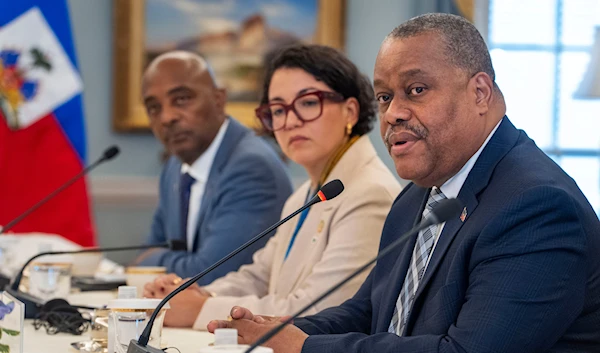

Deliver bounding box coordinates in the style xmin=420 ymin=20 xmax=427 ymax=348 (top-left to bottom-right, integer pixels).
xmin=438 ymin=119 xmax=502 ymax=198
xmin=180 ymin=118 xmax=230 ymax=183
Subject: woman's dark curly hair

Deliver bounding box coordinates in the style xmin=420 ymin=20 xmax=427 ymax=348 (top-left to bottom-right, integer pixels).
xmin=259 ymin=43 xmax=376 ymax=137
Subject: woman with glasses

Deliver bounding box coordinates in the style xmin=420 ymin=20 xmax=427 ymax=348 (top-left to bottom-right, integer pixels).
xmin=143 ymin=44 xmax=401 ymax=329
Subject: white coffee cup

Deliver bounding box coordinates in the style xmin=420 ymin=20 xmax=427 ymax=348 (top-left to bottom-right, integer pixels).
xmin=71 ymin=252 xmax=103 ymax=277
xmin=125 ymin=266 xmax=167 ymax=297
xmin=107 ymin=298 xmax=170 ymax=353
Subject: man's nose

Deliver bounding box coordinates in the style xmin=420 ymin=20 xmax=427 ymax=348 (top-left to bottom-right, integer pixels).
xmin=382 ymin=98 xmax=411 ymax=126
xmin=159 ymin=107 xmax=181 ymax=126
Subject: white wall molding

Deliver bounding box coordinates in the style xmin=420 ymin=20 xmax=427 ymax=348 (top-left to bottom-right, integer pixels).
xmin=90 ymin=176 xmax=158 ymax=207
xmin=474 ymin=0 xmax=490 ymax=44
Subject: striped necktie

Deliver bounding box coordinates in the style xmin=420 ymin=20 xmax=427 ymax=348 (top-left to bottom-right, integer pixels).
xmin=388 ymin=187 xmax=447 ymax=335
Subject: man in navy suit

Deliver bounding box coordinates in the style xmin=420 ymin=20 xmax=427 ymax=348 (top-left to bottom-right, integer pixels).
xmin=208 ymin=14 xmax=600 ymax=352
xmin=135 ymin=51 xmax=292 ymax=283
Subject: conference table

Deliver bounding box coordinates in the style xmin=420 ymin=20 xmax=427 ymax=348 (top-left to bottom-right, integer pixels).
xmin=23 ymin=290 xmax=215 ymax=353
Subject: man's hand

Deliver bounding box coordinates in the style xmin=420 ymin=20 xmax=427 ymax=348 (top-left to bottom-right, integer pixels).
xmin=143 ymin=274 xmax=212 ymax=298
xmin=143 ymin=274 xmax=210 ymax=328
xmin=207 ymin=307 xmax=307 ymax=353
xmin=143 ymin=274 xmax=181 ymax=298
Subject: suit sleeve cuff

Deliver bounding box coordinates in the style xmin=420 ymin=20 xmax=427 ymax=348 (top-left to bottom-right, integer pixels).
xmin=301 ymin=335 xmax=340 ymax=353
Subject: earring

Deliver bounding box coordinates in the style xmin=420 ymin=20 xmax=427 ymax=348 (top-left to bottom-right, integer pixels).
xmin=346 ymin=123 xmax=352 ymax=135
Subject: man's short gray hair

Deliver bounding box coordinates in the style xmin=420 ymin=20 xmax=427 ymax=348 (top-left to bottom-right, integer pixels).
xmin=387 ymin=13 xmax=495 ymax=82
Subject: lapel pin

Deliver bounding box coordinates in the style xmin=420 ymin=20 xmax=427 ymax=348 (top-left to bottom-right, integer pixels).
xmin=460 ymin=207 xmax=467 ymax=222
xmin=317 ymin=220 xmax=324 ymax=233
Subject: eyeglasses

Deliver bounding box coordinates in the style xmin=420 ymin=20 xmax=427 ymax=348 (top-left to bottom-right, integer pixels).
xmin=255 ymin=90 xmax=345 ymax=132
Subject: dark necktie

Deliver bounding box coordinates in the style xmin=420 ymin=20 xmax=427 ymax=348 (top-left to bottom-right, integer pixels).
xmin=179 ymin=172 xmax=196 ymax=244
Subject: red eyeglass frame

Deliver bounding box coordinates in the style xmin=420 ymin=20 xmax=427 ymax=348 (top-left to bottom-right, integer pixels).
xmin=255 ymin=90 xmax=345 ymax=131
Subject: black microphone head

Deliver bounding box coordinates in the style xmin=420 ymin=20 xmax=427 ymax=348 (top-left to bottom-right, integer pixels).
xmin=316 ymin=179 xmax=344 ymax=202
xmin=431 ymin=198 xmax=464 ymax=223
xmin=102 ymin=146 xmax=120 ymax=161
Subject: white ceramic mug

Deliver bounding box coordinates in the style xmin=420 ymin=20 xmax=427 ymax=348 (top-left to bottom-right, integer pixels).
xmin=107 ymin=298 xmax=170 ymax=353
xmin=125 ymin=266 xmax=167 ymax=297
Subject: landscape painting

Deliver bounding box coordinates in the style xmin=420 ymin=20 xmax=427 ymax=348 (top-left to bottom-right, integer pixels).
xmin=146 ymin=0 xmax=316 ymax=101
xmin=112 ymin=0 xmax=344 ymax=131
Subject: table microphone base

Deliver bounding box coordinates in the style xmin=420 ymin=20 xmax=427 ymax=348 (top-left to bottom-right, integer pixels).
xmin=126 ymin=340 xmax=164 ymax=353
xmin=0 ymin=274 xmax=10 ymax=288
xmin=4 ymin=287 xmax=44 ymax=318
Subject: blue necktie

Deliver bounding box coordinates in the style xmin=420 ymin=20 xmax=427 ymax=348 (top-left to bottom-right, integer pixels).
xmin=179 ymin=172 xmax=196 ymax=244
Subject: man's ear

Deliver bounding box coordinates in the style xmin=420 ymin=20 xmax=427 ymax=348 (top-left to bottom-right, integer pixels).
xmin=472 ymin=72 xmax=494 ymax=115
xmin=214 ymin=88 xmax=228 ymax=112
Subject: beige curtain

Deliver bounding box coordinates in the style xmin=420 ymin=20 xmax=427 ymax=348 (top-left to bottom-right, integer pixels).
xmin=416 ymin=0 xmax=474 ymax=22
xmin=454 ymin=0 xmax=474 ymax=22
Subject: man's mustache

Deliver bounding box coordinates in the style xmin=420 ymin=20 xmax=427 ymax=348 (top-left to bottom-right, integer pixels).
xmin=384 ymin=121 xmax=428 ymax=148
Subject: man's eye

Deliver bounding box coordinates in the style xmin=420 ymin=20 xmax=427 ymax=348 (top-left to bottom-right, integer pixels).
xmin=409 ymin=87 xmax=426 ymax=95
xmin=174 ymin=96 xmax=191 ymax=105
xmin=377 ymin=95 xmax=391 ymax=103
xmin=146 ymin=105 xmax=160 ymax=115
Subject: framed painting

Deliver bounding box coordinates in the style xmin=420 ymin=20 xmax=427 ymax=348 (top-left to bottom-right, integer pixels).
xmin=112 ymin=0 xmax=346 ymax=132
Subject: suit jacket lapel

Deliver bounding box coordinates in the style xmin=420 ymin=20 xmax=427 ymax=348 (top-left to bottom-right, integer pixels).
xmin=405 ymin=117 xmax=521 ymax=333
xmin=409 ymin=191 xmax=477 ymax=312
xmin=190 ymin=118 xmax=248 ymax=251
xmin=375 ymin=184 xmax=430 ymax=332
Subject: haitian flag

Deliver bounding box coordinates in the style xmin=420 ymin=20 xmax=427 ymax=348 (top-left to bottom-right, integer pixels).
xmin=0 ymin=2 xmax=95 ymax=246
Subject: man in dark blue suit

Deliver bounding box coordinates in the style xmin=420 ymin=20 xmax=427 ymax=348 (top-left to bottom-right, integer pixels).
xmin=134 ymin=51 xmax=292 ymax=283
xmin=208 ymin=13 xmax=600 ymax=352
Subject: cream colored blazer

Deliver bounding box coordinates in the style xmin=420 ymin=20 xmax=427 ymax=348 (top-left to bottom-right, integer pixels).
xmin=194 ymin=135 xmax=401 ymax=330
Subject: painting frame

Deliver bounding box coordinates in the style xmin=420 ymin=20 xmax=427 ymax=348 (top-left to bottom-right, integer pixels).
xmin=112 ymin=0 xmax=346 ymax=132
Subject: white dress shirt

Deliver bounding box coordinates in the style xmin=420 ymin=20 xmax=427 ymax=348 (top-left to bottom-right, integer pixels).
xmin=180 ymin=118 xmax=229 ymax=251
xmin=424 ymin=120 xmax=502 ymax=273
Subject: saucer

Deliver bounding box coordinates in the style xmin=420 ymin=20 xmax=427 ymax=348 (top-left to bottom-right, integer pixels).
xmin=70 ymin=340 xmax=107 ymax=352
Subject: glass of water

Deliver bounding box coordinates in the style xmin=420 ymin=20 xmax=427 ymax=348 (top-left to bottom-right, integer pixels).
xmin=28 ymin=262 xmax=72 ymax=302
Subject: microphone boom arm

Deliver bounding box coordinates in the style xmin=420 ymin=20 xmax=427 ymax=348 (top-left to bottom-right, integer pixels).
xmin=9 ymin=243 xmax=170 ymax=292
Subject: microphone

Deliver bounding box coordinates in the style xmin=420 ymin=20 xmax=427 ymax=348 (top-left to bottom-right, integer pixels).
xmin=0 ymin=145 xmax=121 ymax=235
xmin=6 ymin=239 xmax=186 ymax=319
xmin=245 ymin=198 xmax=464 ymax=352
xmin=126 ymin=179 xmax=345 ymax=353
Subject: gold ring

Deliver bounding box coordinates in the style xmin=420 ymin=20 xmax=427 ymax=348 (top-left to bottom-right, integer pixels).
xmin=227 ymin=315 xmax=232 ymax=321
xmin=172 ymin=277 xmax=183 ymax=285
